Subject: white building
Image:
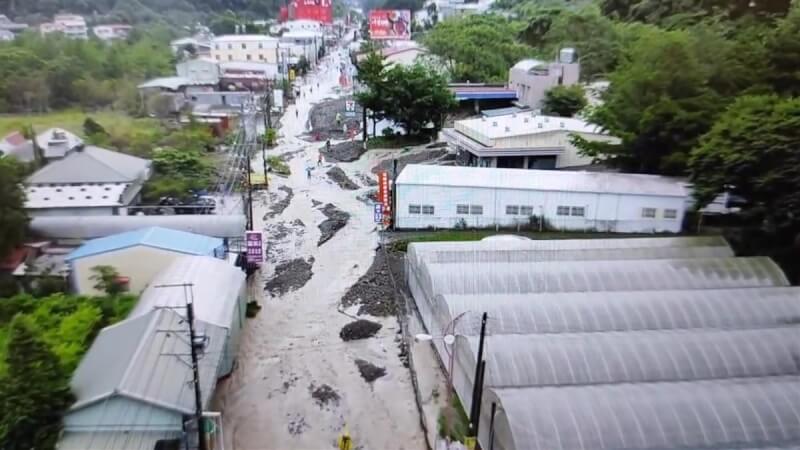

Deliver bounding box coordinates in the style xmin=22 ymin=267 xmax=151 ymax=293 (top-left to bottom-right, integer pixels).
xmin=442 ymin=112 xmax=618 ymax=169
xmin=281 ymin=19 xmax=323 ymax=32
xmin=211 ymin=35 xmax=280 ymax=63
xmin=395 ymin=164 xmax=688 ymax=233
xmin=40 ymin=14 xmax=88 ymax=39
xmin=509 ymin=52 xmax=581 ymax=109
xmin=176 ymin=57 xmax=221 ymax=84
xmin=92 ymin=24 xmax=132 ymax=41
xmin=280 ymin=30 xmax=324 ymax=65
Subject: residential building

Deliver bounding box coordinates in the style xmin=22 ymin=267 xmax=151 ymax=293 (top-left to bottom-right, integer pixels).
xmin=281 ymin=19 xmax=324 ymax=32
xmin=25 ymin=146 xmax=151 ymax=217
xmin=92 ymin=24 xmax=132 ymax=41
xmin=220 ymin=61 xmax=281 ymax=90
xmin=65 ymin=227 xmax=225 ymax=296
xmin=395 ymin=164 xmax=688 ymax=232
xmin=509 ymin=51 xmax=580 ymax=109
xmin=171 ymin=36 xmax=213 ymax=56
xmin=442 ymin=112 xmax=618 ymax=169
xmin=35 ymin=127 xmax=83 ymax=159
xmin=280 ymin=30 xmax=324 ymax=65
xmin=59 ymin=308 xmax=226 ymax=450
xmin=0 ymin=132 xmax=35 ymax=162
xmin=176 ymin=57 xmax=221 ymax=85
xmin=133 ymin=255 xmax=247 ymax=376
xmin=211 ymin=35 xmax=280 ymax=64
xmin=30 ymin=214 xmax=247 ymax=240
xmin=0 ymin=14 xmax=28 ymax=33
xmin=40 ymin=14 xmax=88 ymax=39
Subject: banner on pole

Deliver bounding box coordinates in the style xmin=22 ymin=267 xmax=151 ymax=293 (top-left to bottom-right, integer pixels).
xmin=245 ymin=231 xmax=263 ymax=264
xmin=374 ymin=204 xmax=383 ymax=223
xmin=377 ymin=171 xmax=392 ymax=226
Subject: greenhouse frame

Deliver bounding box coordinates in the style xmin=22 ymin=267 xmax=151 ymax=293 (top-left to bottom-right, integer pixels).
xmin=405 ymin=237 xmax=800 ymax=450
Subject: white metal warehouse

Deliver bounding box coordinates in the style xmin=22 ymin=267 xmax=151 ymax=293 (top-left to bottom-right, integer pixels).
xmin=395 ymin=164 xmax=688 ymax=233
xmin=405 ymin=236 xmax=800 ymax=450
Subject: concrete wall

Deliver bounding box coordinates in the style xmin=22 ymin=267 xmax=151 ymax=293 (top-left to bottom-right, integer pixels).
xmin=493 ymin=130 xmax=616 ymax=168
xmin=176 ymin=59 xmax=220 ymax=84
xmin=395 ymin=184 xmax=685 ymax=233
xmin=509 ymin=62 xmax=580 ymax=109
xmin=64 ymin=397 xmax=181 ymax=432
xmin=71 ymin=246 xmax=189 ymax=296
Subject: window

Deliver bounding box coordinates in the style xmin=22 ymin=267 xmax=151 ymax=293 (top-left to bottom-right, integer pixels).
xmin=571 ymin=207 xmax=585 ymax=217
xmin=228 ymin=55 xmax=233 ymax=61
xmin=422 ymin=205 xmax=434 ymax=215
xmin=520 ymin=206 xmax=534 ymax=216
xmin=215 ymin=55 xmax=220 ymax=61
xmin=259 ymin=54 xmax=264 ymax=60
xmin=642 ymin=208 xmax=657 ymax=218
xmin=241 ymin=43 xmax=246 ymax=49
xmin=215 ymin=44 xmax=220 ymax=50
xmin=409 ymin=205 xmax=421 ymax=214
xmin=470 ymin=205 xmax=483 ymax=215
xmin=258 ymin=43 xmax=263 ymax=49
xmin=506 ymin=205 xmax=520 ymax=215
xmin=557 ymin=206 xmax=570 ymax=216
xmin=227 ymin=43 xmax=232 ymax=50
xmin=664 ymin=209 xmax=678 ymax=219
xmin=457 ymin=204 xmax=469 ymax=215
xmin=247 ymin=54 xmax=252 ymax=60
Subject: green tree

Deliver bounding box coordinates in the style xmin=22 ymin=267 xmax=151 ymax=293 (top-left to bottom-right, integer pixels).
xmin=543 ymin=85 xmax=587 ymax=117
xmin=89 ymin=265 xmax=125 ymax=296
xmin=382 ymin=64 xmax=458 ymax=135
xmin=0 ymin=315 xmax=74 ymax=450
xmin=423 ymin=15 xmax=533 ymax=82
xmin=0 ymin=159 xmax=28 ymax=258
xmin=152 ymin=148 xmax=212 ymax=178
xmin=766 ymin=5 xmax=800 ymax=95
xmin=689 ymin=95 xmax=800 ymax=230
xmin=355 ymin=51 xmax=389 ymax=136
xmin=296 ymin=55 xmax=311 ymax=76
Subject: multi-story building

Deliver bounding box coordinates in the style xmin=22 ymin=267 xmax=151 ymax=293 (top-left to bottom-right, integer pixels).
xmin=211 ymin=35 xmax=281 ymax=63
xmin=508 ymin=50 xmax=581 ymax=109
xmin=280 ymin=30 xmax=324 ymax=66
xmin=92 ymin=24 xmax=132 ymax=41
xmin=40 ymin=14 xmax=88 ymax=39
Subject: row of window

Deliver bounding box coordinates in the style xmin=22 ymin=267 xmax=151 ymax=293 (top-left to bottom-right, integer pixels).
xmin=215 ymin=43 xmax=268 ymax=50
xmin=215 ymin=54 xmax=268 ymax=61
xmin=408 ymin=204 xmax=679 ymax=220
xmin=643 ymin=208 xmax=678 ymax=219
xmin=408 ymin=204 xmax=435 ymax=215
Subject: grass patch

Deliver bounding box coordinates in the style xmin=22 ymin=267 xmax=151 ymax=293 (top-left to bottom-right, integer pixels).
xmin=438 ymin=394 xmax=471 ymax=442
xmin=366 ymin=134 xmax=431 ymax=149
xmin=267 ymin=155 xmax=291 ymax=175
xmin=0 ymin=109 xmax=159 ymax=139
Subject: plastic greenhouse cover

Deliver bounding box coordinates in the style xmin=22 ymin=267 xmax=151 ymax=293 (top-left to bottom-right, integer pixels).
xmin=458 ymin=328 xmax=800 ymax=389
xmin=418 ymin=257 xmax=788 ymax=296
xmin=483 ymin=376 xmax=800 ymax=450
xmin=431 ymin=287 xmax=800 ymax=336
xmin=407 ymin=236 xmax=734 ymax=266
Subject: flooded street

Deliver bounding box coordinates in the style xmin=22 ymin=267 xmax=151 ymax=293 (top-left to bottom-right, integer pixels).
xmin=214 ymin=45 xmax=428 ymax=450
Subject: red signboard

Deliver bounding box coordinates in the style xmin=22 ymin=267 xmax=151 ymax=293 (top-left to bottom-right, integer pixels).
xmin=288 ymin=0 xmax=333 ymax=24
xmin=378 ymin=171 xmax=392 ymax=226
xmin=368 ymin=9 xmax=411 ymax=40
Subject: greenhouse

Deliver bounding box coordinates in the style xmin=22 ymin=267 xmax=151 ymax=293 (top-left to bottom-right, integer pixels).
xmin=479 ymin=377 xmax=800 ymax=450
xmin=407 ymin=236 xmax=734 ymax=266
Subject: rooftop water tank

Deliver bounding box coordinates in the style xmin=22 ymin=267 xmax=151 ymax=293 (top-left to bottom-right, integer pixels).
xmin=559 ymin=47 xmax=577 ymax=64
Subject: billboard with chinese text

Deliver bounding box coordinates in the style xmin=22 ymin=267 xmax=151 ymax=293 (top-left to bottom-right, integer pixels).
xmin=369 ymin=9 xmax=411 ymax=40
xmin=290 ymin=0 xmax=333 ymax=24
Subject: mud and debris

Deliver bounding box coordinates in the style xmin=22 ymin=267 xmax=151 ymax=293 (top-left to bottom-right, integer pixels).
xmin=265 ymin=257 xmax=315 ymax=296
xmin=341 ymin=250 xmax=399 ymax=316
xmin=310 ymin=384 xmax=341 ymax=408
xmin=321 ymin=140 xmax=366 ymax=162
xmin=356 ymin=172 xmax=377 ymax=187
xmin=355 ymin=359 xmax=387 ymax=383
xmin=339 ymin=319 xmax=382 ymax=341
xmin=308 ymin=98 xmax=363 ymax=140
xmin=372 ymin=149 xmax=451 ymax=175
xmin=318 ymin=203 xmax=350 ymax=246
xmin=311 ymin=199 xmax=323 ymax=207
xmin=287 ymin=414 xmax=309 ymax=435
xmin=265 ymin=186 xmax=294 ymax=220
xmin=326 ymin=166 xmax=360 ymax=190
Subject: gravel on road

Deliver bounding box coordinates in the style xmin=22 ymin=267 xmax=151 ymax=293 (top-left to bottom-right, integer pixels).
xmin=265 ymin=257 xmax=315 ymax=296
xmin=326 ymin=166 xmax=360 ymax=190
xmin=340 ymin=249 xmax=402 ymax=317
xmin=318 ymin=203 xmax=350 ymax=246
xmin=321 ymin=140 xmax=365 ymax=162
xmin=339 ymin=319 xmax=382 ymax=341
xmin=355 ymin=359 xmax=387 ymax=383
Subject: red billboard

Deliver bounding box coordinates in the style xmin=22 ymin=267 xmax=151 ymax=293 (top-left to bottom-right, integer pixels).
xmin=288 ymin=0 xmax=333 ymax=24
xmin=369 ymin=9 xmax=411 ymax=40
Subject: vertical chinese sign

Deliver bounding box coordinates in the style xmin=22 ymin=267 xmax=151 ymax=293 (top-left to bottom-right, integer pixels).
xmin=378 ymin=171 xmax=392 ymax=227
xmin=245 ymin=230 xmax=263 ymax=266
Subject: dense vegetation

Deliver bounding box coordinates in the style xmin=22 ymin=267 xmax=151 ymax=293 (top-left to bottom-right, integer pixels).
xmin=0 ymin=28 xmax=174 ymax=113
xmin=0 ymin=293 xmax=136 ymax=449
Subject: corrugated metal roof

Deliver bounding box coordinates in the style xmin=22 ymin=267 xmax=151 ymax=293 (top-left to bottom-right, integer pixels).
xmin=66 ymin=227 xmax=224 ymax=261
xmin=456 ymin=113 xmax=603 ymax=139
xmin=133 ymin=255 xmax=245 ymax=328
xmin=27 ymin=146 xmax=150 ymax=184
xmin=69 ymin=308 xmax=225 ymax=414
xmin=396 ymin=164 xmax=688 ymax=197
xmin=57 ymin=431 xmax=181 ymax=450
xmin=30 ymin=215 xmax=246 ymax=239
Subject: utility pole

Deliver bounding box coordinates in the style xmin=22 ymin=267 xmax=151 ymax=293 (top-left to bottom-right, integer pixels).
xmin=186 ymin=299 xmax=208 ymax=450
xmin=468 ymin=312 xmax=488 ymax=436
xmin=246 ymin=151 xmax=254 ymax=231
xmin=262 ymin=77 xmax=273 ymax=189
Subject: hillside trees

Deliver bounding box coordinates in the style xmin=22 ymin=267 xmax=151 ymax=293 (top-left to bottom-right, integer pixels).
xmin=0 ymin=159 xmax=28 ymax=258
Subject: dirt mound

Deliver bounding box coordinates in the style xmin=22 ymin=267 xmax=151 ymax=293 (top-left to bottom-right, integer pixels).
xmin=308 ymin=97 xmax=362 ymax=140
xmin=339 ymin=319 xmax=382 ymax=341
xmin=265 ymin=257 xmax=314 ymax=296
xmin=355 ymin=359 xmax=387 ymax=382
xmin=264 ymin=186 xmax=293 ymax=220
xmin=341 ymin=250 xmax=398 ymax=316
xmin=318 ymin=203 xmax=350 ymax=246
xmin=371 ymin=149 xmax=450 ymax=175
xmin=326 ymin=167 xmax=360 ymax=190
xmin=309 ymin=383 xmax=340 ymax=408
xmin=322 ymin=140 xmax=365 ymax=162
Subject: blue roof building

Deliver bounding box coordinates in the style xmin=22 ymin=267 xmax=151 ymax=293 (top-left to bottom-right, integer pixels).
xmin=66 ymin=227 xmax=226 ymax=295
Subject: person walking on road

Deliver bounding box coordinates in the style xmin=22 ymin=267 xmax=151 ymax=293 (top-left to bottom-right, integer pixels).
xmin=306 ymin=166 xmax=312 ymax=179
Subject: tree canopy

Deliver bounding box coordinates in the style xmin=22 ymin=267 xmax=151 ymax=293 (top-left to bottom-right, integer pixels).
xmin=0 ymin=159 xmax=28 ymax=258
xmin=543 ymin=85 xmax=587 ymax=117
